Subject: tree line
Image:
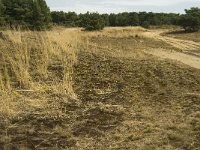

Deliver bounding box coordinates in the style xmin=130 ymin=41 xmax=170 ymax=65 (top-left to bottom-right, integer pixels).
xmin=0 ymin=0 xmax=51 ymax=30
xmin=51 ymin=11 xmax=179 ymax=29
xmin=51 ymin=8 xmax=200 ymax=32
xmin=0 ymin=0 xmax=199 ymax=32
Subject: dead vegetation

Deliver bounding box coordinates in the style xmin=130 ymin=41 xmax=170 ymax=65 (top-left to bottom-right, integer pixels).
xmin=0 ymin=29 xmax=81 ymax=149
xmin=72 ymin=50 xmax=200 ymax=149
xmin=165 ymin=30 xmax=200 ymax=42
xmin=0 ymin=27 xmax=200 ymax=149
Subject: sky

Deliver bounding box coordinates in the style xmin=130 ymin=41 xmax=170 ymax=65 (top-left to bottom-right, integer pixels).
xmin=46 ymin=0 xmax=200 ymax=14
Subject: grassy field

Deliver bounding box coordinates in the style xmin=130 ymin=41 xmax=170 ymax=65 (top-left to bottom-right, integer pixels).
xmin=165 ymin=30 xmax=200 ymax=42
xmin=0 ymin=27 xmax=200 ymax=149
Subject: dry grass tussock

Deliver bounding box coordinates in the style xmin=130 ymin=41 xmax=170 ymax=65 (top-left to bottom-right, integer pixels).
xmin=0 ymin=29 xmax=81 ymax=119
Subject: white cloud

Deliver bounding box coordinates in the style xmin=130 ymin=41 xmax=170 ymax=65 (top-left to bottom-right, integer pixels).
xmin=46 ymin=0 xmax=200 ymax=13
xmin=99 ymin=0 xmax=177 ymax=6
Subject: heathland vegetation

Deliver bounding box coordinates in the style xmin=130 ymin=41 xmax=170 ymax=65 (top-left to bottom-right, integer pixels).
xmin=0 ymin=0 xmax=200 ymax=149
xmin=1 ymin=25 xmax=200 ymax=150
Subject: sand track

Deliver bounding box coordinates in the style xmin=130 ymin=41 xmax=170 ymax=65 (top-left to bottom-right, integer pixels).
xmin=143 ymin=30 xmax=200 ymax=69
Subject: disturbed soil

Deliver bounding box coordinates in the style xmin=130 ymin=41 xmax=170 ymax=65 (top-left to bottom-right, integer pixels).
xmin=1 ymin=27 xmax=200 ymax=149
xmin=72 ymin=51 xmax=200 ymax=149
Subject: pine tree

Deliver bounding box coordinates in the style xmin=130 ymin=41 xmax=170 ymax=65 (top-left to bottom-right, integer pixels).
xmin=0 ymin=0 xmax=51 ymax=30
xmin=32 ymin=0 xmax=51 ymax=30
xmin=0 ymin=0 xmax=5 ymax=25
xmin=1 ymin=0 xmax=34 ymax=28
xmin=38 ymin=0 xmax=51 ymax=24
xmin=33 ymin=0 xmax=44 ymax=30
xmin=2 ymin=0 xmax=12 ymax=25
xmin=23 ymin=0 xmax=34 ymax=27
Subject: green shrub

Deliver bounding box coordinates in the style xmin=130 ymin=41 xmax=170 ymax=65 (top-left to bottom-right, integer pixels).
xmin=141 ymin=21 xmax=150 ymax=28
xmin=79 ymin=12 xmax=105 ymax=31
xmin=178 ymin=7 xmax=200 ymax=32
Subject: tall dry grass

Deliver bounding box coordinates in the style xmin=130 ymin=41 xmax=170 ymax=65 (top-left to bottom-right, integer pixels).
xmin=0 ymin=28 xmax=81 ymax=119
xmin=0 ymin=26 xmax=146 ymax=119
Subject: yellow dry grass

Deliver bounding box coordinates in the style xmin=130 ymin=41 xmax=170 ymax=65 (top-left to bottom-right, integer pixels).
xmin=81 ymin=26 xmax=147 ymax=38
xmin=1 ymin=26 xmax=199 ymax=149
xmin=77 ymin=26 xmax=149 ymax=59
xmin=1 ymin=27 xmax=146 ymax=120
xmin=0 ymin=28 xmax=81 ymax=119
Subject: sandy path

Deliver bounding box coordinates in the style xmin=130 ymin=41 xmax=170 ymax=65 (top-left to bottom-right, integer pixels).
xmin=145 ymin=48 xmax=200 ymax=69
xmin=143 ymin=30 xmax=200 ymax=69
